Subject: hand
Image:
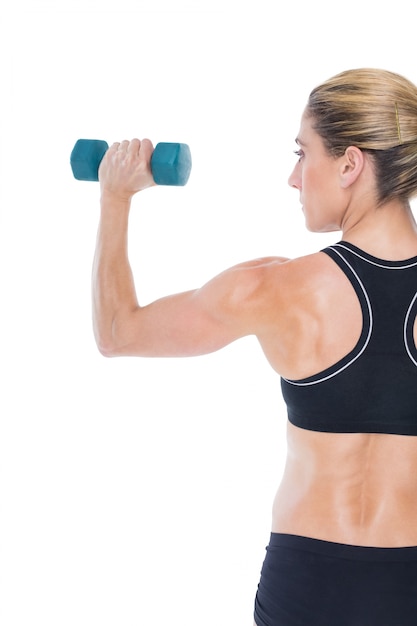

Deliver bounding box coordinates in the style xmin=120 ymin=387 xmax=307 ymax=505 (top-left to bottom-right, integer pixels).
xmin=98 ymin=138 xmax=156 ymax=200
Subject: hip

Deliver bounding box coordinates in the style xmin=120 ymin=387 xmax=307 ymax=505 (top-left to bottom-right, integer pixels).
xmin=254 ymin=533 xmax=417 ymax=626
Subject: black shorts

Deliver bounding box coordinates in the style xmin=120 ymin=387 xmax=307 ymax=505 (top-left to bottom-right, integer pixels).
xmin=254 ymin=533 xmax=417 ymax=626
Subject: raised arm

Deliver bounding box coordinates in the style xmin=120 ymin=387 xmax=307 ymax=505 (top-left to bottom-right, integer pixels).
xmin=92 ymin=138 xmax=289 ymax=359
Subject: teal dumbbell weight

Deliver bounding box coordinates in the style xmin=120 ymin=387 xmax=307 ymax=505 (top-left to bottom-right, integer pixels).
xmin=70 ymin=139 xmax=192 ymax=186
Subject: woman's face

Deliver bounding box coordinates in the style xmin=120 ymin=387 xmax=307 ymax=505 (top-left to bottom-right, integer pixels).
xmin=288 ymin=111 xmax=348 ymax=233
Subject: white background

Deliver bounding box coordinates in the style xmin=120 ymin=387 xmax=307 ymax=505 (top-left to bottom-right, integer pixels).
xmin=1 ymin=1 xmax=417 ymax=624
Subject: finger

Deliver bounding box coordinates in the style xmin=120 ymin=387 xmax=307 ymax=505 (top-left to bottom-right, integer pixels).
xmin=128 ymin=138 xmax=141 ymax=155
xmin=118 ymin=140 xmax=130 ymax=151
xmin=139 ymin=138 xmax=154 ymax=160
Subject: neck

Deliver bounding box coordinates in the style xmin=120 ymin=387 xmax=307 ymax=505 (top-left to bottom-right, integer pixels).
xmin=341 ymin=199 xmax=417 ymax=260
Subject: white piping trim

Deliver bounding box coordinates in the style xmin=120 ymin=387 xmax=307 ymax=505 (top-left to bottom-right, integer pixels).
xmin=283 ymin=247 xmax=373 ymax=387
xmin=334 ymin=243 xmax=417 ymax=270
xmin=404 ymin=292 xmax=417 ymax=367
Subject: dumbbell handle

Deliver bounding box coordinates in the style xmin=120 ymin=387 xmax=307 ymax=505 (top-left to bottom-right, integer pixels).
xmin=70 ymin=139 xmax=192 ymax=186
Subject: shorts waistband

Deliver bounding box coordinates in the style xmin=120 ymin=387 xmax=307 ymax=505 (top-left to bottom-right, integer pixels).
xmin=269 ymin=533 xmax=417 ymax=562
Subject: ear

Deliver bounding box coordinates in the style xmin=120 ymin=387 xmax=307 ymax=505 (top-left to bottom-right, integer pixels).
xmin=339 ymin=146 xmax=365 ymax=188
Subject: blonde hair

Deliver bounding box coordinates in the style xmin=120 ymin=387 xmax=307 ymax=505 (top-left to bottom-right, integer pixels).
xmin=307 ymin=68 xmax=417 ymax=204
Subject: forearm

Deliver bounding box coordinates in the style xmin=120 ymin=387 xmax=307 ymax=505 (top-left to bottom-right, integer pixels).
xmin=92 ymin=192 xmax=139 ymax=356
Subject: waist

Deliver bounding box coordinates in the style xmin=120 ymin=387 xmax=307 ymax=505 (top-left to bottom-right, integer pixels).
xmin=272 ymin=487 xmax=417 ymax=547
xmin=267 ymin=532 xmax=417 ymax=558
xmin=272 ymin=502 xmax=417 ymax=547
xmin=272 ymin=424 xmax=417 ymax=547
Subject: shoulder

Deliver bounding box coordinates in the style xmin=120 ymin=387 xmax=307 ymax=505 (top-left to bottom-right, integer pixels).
xmin=246 ymin=251 xmax=333 ymax=296
xmin=212 ymin=255 xmax=291 ymax=309
xmin=209 ymin=251 xmax=332 ymax=325
xmin=198 ymin=249 xmax=337 ymax=325
xmin=220 ymin=250 xmax=336 ymax=297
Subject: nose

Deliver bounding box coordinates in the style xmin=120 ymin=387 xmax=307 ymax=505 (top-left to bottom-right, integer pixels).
xmin=288 ymin=163 xmax=300 ymax=190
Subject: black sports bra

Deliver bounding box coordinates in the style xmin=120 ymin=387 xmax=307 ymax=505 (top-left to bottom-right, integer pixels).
xmin=281 ymin=242 xmax=417 ymax=434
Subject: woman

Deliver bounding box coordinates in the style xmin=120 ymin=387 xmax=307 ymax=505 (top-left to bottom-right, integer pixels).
xmin=93 ymin=68 xmax=417 ymax=625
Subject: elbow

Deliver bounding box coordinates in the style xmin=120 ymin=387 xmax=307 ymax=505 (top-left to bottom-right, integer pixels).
xmin=93 ymin=311 xmax=143 ymax=358
xmin=94 ymin=327 xmax=122 ymax=358
xmin=97 ymin=343 xmax=117 ymax=358
xmin=95 ymin=329 xmax=137 ymax=358
xmin=96 ymin=338 xmax=118 ymax=358
xmin=93 ymin=313 xmax=129 ymax=357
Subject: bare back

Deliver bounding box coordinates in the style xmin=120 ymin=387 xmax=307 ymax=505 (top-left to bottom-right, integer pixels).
xmin=257 ymin=249 xmax=417 ymax=547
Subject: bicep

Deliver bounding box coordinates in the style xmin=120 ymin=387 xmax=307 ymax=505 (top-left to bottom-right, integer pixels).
xmin=107 ymin=257 xmax=289 ymax=358
xmin=111 ymin=285 xmax=250 ymax=358
xmin=116 ymin=290 xmax=235 ymax=357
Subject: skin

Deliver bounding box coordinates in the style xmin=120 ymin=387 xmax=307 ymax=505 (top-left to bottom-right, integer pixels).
xmin=93 ymin=114 xmax=417 ymax=608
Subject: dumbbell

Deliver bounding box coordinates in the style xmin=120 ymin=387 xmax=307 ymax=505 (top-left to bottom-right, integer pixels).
xmin=70 ymin=139 xmax=192 ymax=186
